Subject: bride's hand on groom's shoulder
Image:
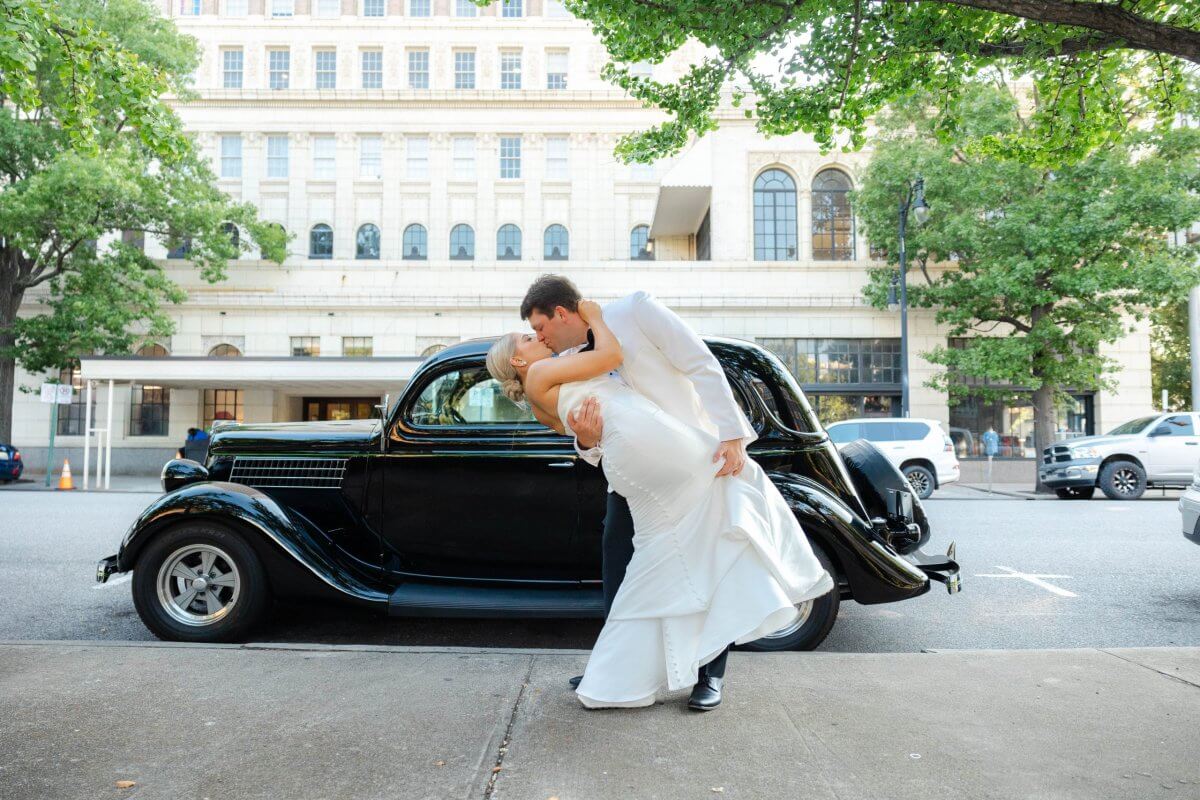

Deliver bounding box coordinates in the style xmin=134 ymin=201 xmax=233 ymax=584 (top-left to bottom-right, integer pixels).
xmin=577 ymin=299 xmax=603 ymax=323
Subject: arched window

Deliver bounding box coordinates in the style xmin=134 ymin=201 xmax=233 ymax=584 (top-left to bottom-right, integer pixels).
xmin=630 ymin=225 xmax=653 ymax=260
xmin=220 ymin=222 xmax=240 ymax=249
xmin=356 ymin=223 xmax=380 ymax=259
xmin=450 ymin=224 xmax=474 ymax=260
xmin=208 ymin=343 xmax=242 ymax=357
xmin=496 ymin=224 xmax=522 ymax=260
xmin=544 ymin=224 xmax=568 ymax=260
xmin=309 ymin=224 xmax=333 ymax=259
xmin=402 ymin=224 xmax=427 ymax=260
xmin=165 ymin=236 xmax=193 ymax=259
xmin=753 ymin=168 xmax=797 ymax=261
xmin=136 ymin=343 xmax=169 ymax=357
xmin=812 ymin=168 xmax=854 ymax=261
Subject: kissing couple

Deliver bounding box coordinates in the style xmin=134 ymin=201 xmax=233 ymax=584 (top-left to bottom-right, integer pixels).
xmin=487 ymin=275 xmax=835 ymax=711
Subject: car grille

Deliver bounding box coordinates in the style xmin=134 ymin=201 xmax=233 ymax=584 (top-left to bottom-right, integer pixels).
xmin=230 ymin=457 xmax=348 ymax=489
xmin=1042 ymin=445 xmax=1073 ymax=464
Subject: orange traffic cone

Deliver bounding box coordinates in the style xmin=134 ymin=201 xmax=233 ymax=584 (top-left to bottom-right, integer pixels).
xmin=57 ymin=459 xmax=75 ymax=491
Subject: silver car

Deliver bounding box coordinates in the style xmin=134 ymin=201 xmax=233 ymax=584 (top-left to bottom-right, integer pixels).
xmin=1179 ymin=462 xmax=1200 ymax=545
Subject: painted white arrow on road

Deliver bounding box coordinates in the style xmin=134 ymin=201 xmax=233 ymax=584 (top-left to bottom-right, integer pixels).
xmin=973 ymin=565 xmax=1077 ymax=597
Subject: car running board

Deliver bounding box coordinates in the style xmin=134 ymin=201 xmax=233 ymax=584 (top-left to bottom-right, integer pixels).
xmin=905 ymin=542 xmax=963 ymax=595
xmin=387 ymin=582 xmax=606 ymax=618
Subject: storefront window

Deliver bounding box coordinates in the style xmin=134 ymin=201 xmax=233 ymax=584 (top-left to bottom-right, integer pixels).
xmin=303 ymin=397 xmax=378 ymax=421
xmin=757 ymin=338 xmax=901 ymax=426
xmin=203 ymin=389 xmax=244 ymax=428
xmin=948 ymin=393 xmax=1093 ymax=458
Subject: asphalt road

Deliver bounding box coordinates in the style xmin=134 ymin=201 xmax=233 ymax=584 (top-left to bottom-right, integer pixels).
xmin=1 ymin=488 xmax=1197 ymax=651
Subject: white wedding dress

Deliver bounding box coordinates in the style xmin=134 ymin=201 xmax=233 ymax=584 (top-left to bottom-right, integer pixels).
xmin=559 ymin=375 xmax=835 ymax=708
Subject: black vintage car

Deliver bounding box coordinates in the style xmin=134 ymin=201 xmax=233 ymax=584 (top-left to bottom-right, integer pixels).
xmin=97 ymin=338 xmax=960 ymax=649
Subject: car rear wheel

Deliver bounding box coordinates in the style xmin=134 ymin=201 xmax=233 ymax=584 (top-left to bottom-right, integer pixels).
xmin=1099 ymin=460 xmax=1146 ymax=500
xmin=132 ymin=521 xmax=269 ymax=642
xmin=902 ymin=465 xmax=936 ymax=500
xmin=1055 ymin=487 xmax=1095 ymax=500
xmin=740 ymin=541 xmax=839 ymax=652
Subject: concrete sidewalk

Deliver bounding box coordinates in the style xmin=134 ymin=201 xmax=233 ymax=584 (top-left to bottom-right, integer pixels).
xmin=0 ymin=474 xmax=161 ymax=493
xmin=1 ymin=642 xmax=1197 ymax=799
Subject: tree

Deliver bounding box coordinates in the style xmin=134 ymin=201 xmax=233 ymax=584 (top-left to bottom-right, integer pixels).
xmin=853 ymin=86 xmax=1200 ymax=489
xmin=1151 ymin=301 xmax=1191 ymax=411
xmin=0 ymin=0 xmax=287 ymax=443
xmin=568 ymin=0 xmax=1199 ymax=164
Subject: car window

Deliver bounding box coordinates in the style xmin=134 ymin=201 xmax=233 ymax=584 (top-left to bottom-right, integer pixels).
xmin=893 ymin=421 xmax=930 ymax=441
xmin=859 ymin=422 xmax=895 ymax=442
xmin=1157 ymin=415 xmax=1195 ymax=436
xmin=827 ymin=423 xmax=860 ymax=443
xmin=1106 ymin=415 xmax=1159 ymax=436
xmin=408 ymin=366 xmax=537 ymax=426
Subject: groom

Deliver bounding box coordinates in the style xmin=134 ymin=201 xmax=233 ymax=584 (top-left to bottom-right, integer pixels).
xmin=520 ymin=274 xmax=757 ymax=711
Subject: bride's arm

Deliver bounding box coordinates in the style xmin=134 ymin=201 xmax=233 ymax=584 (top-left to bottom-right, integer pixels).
xmin=526 ymin=300 xmax=622 ymax=396
xmin=530 ymin=401 xmax=565 ymax=434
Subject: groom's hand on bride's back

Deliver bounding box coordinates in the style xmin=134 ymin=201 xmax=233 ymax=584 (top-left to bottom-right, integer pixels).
xmin=569 ymin=396 xmax=603 ymax=449
xmin=714 ymin=438 xmax=748 ymax=477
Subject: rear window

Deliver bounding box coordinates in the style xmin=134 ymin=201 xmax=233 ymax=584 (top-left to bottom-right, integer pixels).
xmin=827 ymin=423 xmax=860 ymax=444
xmin=859 ymin=422 xmax=895 ymax=442
xmin=893 ymin=421 xmax=930 ymax=441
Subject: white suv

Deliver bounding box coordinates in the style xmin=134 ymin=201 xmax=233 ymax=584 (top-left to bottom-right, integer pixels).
xmin=825 ymin=418 xmax=961 ymax=499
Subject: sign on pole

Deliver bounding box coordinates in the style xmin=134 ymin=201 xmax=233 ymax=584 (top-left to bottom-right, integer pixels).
xmin=40 ymin=383 xmax=72 ymax=487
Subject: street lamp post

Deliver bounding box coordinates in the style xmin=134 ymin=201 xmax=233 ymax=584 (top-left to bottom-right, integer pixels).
xmin=888 ymin=177 xmax=929 ymax=419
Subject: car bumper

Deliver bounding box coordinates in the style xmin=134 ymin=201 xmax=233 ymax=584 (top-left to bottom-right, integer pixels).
xmin=936 ymin=460 xmax=960 ymax=486
xmin=1039 ymin=462 xmax=1099 ymax=489
xmin=902 ymin=542 xmax=962 ymax=595
xmin=1179 ymin=488 xmax=1200 ymax=545
xmin=96 ymin=554 xmax=120 ymax=583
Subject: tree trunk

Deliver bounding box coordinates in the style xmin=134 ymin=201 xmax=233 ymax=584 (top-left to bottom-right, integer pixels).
xmin=1031 ymin=382 xmax=1057 ymax=494
xmin=0 ymin=258 xmax=25 ymax=444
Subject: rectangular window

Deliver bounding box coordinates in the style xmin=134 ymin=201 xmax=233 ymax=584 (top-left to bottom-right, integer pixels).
xmin=225 ymin=0 xmax=248 ymax=15
xmin=545 ymin=0 xmax=570 ymax=17
xmin=546 ymin=51 xmax=568 ymax=90
xmin=545 ymin=136 xmax=568 ymax=180
xmin=343 ymin=337 xmax=374 ymax=357
xmin=362 ymin=0 xmax=385 ymax=15
xmin=291 ymin=337 xmax=321 ymax=357
xmin=407 ymin=49 xmax=429 ymax=89
xmin=271 ymin=0 xmax=294 ymax=17
xmin=757 ymin=338 xmax=902 ymax=387
xmin=220 ymin=135 xmax=242 ymax=178
xmin=501 ymin=0 xmax=522 ymax=17
xmin=455 ymin=0 xmax=476 ymax=15
xmin=314 ymin=49 xmax=337 ymax=89
xmin=500 ymin=51 xmax=522 ymax=90
xmin=129 ymin=385 xmax=170 ymax=437
xmin=222 ymin=49 xmax=244 ymax=89
xmin=203 ymin=389 xmax=244 ymax=428
xmin=361 ymin=50 xmax=383 ymax=88
xmin=312 ymin=135 xmax=337 ymax=179
xmin=57 ymin=366 xmax=94 ymax=436
xmin=630 ymin=60 xmax=652 ymax=79
xmin=268 ymin=49 xmax=290 ymax=89
xmin=499 ymin=136 xmax=521 ymax=179
xmin=408 ymin=0 xmax=430 ymax=16
xmin=267 ymin=135 xmax=289 ymax=177
xmin=406 ymin=136 xmax=429 ymax=179
xmin=359 ymin=135 xmax=382 ymax=178
xmin=180 ymin=0 xmax=200 ymax=15
xmin=452 ymin=136 xmax=476 ymax=180
xmin=315 ymin=0 xmax=340 ymax=17
xmin=454 ymin=50 xmax=475 ymax=90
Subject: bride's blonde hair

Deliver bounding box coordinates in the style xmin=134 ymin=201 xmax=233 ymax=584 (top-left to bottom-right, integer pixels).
xmin=486 ymin=333 xmax=526 ymax=404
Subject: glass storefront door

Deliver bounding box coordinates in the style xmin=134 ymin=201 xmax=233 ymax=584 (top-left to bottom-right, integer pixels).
xmin=303 ymin=397 xmax=379 ymax=421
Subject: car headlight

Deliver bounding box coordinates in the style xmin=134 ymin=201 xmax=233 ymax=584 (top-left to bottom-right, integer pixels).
xmin=1070 ymin=446 xmax=1100 ymax=459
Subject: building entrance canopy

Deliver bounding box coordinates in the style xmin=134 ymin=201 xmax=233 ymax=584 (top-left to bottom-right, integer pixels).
xmin=649 ymin=136 xmax=712 ymax=239
xmin=79 ymin=356 xmax=424 ymax=393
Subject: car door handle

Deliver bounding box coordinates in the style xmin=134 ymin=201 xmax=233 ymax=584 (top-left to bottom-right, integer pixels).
xmin=547 ymin=461 xmax=575 ymax=468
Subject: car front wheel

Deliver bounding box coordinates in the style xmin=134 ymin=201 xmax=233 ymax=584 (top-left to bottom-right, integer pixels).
xmin=132 ymin=521 xmax=269 ymax=642
xmin=1099 ymin=460 xmax=1146 ymax=500
xmin=902 ymin=465 xmax=936 ymax=500
xmin=740 ymin=541 xmax=839 ymax=652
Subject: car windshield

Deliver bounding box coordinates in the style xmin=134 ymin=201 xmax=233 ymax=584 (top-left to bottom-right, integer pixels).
xmin=1105 ymin=416 xmax=1159 ymax=436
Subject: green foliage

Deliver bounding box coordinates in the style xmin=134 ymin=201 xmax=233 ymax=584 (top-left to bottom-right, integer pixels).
xmin=1151 ymin=301 xmax=1192 ymax=411
xmin=567 ymin=0 xmax=1200 ymax=165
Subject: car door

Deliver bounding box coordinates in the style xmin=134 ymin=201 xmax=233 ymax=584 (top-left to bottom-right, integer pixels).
xmin=1144 ymin=414 xmax=1200 ymax=481
xmin=378 ymin=360 xmax=584 ymax=582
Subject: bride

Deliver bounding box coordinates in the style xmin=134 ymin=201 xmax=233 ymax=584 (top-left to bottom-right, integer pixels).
xmin=486 ymin=300 xmax=834 ymax=709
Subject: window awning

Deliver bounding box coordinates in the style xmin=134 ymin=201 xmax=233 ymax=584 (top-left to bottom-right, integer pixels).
xmin=79 ymin=356 xmax=424 ymax=393
xmin=649 ymin=136 xmax=712 ymax=239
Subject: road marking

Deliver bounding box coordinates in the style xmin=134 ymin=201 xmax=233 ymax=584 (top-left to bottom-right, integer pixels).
xmin=93 ymin=573 xmax=131 ymax=590
xmin=973 ymin=565 xmax=1077 ymax=597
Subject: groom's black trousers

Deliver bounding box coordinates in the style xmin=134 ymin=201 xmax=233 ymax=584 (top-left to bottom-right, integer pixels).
xmin=603 ymin=491 xmax=729 ymax=680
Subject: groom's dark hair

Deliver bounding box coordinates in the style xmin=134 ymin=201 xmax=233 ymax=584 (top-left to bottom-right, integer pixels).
xmin=520 ymin=274 xmax=581 ymax=320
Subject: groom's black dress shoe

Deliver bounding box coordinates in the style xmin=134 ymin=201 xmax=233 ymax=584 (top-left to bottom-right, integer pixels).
xmin=569 ymin=674 xmax=583 ymax=688
xmin=687 ymin=676 xmax=723 ymax=711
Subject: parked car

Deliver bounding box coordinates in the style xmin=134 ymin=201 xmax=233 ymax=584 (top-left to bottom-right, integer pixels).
xmin=1179 ymin=460 xmax=1200 ymax=546
xmin=97 ymin=338 xmax=961 ymax=649
xmin=824 ymin=418 xmax=960 ymax=500
xmin=1040 ymin=412 xmax=1200 ymax=500
xmin=0 ymin=444 xmax=23 ymax=483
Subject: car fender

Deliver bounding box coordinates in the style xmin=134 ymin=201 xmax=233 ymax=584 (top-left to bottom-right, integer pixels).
xmin=117 ymin=481 xmax=388 ymax=606
xmin=769 ymin=472 xmax=930 ymax=605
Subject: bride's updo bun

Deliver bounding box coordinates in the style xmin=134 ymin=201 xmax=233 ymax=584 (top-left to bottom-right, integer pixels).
xmin=486 ymin=333 xmax=527 ymax=404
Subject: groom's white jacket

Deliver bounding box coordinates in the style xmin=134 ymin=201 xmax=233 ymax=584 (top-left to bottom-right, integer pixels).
xmin=573 ymin=291 xmax=757 ymax=467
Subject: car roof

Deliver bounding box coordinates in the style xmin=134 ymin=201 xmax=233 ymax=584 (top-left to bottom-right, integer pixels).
xmin=828 ymin=418 xmax=942 ymax=426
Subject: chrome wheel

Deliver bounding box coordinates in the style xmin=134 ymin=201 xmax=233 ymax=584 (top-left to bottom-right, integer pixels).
xmin=905 ymin=469 xmax=932 ymax=497
xmin=156 ymin=544 xmax=241 ymax=627
xmin=758 ymin=599 xmax=814 ymax=640
xmin=1112 ymin=468 xmax=1139 ymax=496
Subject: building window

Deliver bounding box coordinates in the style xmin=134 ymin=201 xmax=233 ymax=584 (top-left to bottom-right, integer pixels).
xmin=696 ymin=209 xmax=711 ymax=261
xmin=753 ymin=168 xmax=797 ymax=261
xmin=56 ymin=364 xmax=93 ymax=436
xmin=291 ymin=336 xmax=321 ymax=356
xmin=758 ymin=337 xmax=902 ymax=425
xmin=359 ymin=135 xmax=382 ymax=178
xmin=222 ymin=49 xmax=243 ymax=89
xmin=546 ymin=50 xmax=568 ymax=89
xmin=501 ymin=0 xmax=522 ymax=17
xmin=271 ymin=0 xmax=294 ymax=16
xmin=309 ymin=224 xmax=333 ymax=258
xmin=361 ymin=50 xmax=383 ymax=88
xmin=455 ymin=0 xmax=476 ymax=15
xmin=121 ymin=229 xmax=145 ymax=253
xmin=812 ymin=168 xmax=855 ymax=261
xmin=204 ymin=389 xmax=244 ymax=428
xmin=343 ymin=337 xmax=374 ymax=357
xmin=180 ymin=0 xmax=200 ymax=15
xmin=208 ymin=343 xmax=242 ymax=357
xmin=137 ymin=343 xmax=169 ymax=357
xmin=408 ymin=0 xmax=430 ymax=15
xmin=268 ymin=49 xmax=290 ymax=89
xmin=356 ymin=223 xmax=381 ymax=259
xmin=166 ymin=236 xmax=192 ymax=259
xmin=454 ymin=50 xmax=475 ymax=90
xmin=221 ymin=221 xmax=240 ymax=249
xmin=220 ymin=135 xmax=242 ymax=178
xmin=225 ymin=0 xmax=248 ymax=15
xmin=630 ymin=225 xmax=652 ymax=260
xmin=362 ymin=0 xmax=385 ymax=15
xmin=500 ymin=51 xmax=522 ymax=90
xmin=545 ymin=136 xmax=568 ymax=180
xmin=129 ymin=384 xmax=170 ymax=437
xmin=312 ymin=135 xmax=336 ymax=179
xmin=545 ymin=0 xmax=570 ymax=16
xmin=450 ymin=224 xmax=475 ymax=260
xmin=267 ymin=135 xmax=289 ymax=177
xmin=407 ymin=49 xmax=429 ymax=89
xmin=544 ymin=224 xmax=568 ymax=260
xmin=497 ymin=224 xmax=522 ymax=260
xmin=315 ymin=0 xmax=340 ymax=17
xmin=304 ymin=397 xmax=380 ymax=421
xmin=314 ymin=49 xmax=337 ymax=89
xmin=406 ymin=136 xmax=429 ymax=179
xmin=452 ymin=136 xmax=476 ymax=179
xmin=403 ymin=224 xmax=427 ymax=259
xmin=499 ymin=135 xmax=521 ymax=179
xmin=630 ymin=60 xmax=652 ymax=79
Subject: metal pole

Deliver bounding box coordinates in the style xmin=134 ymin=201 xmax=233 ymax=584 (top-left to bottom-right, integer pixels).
xmin=45 ymin=402 xmax=58 ymax=487
xmin=898 ymin=192 xmax=911 ymax=418
xmin=83 ymin=379 xmax=92 ymax=491
xmin=1189 ymin=285 xmax=1200 ymax=411
xmin=104 ymin=379 xmax=114 ymax=490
